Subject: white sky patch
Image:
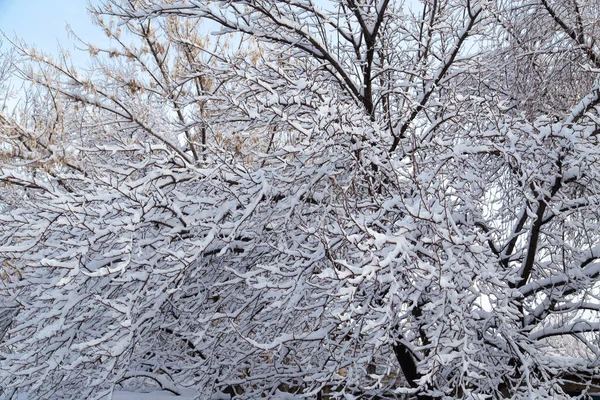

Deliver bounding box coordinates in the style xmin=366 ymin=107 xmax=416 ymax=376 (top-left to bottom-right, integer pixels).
xmin=0 ymin=0 xmax=107 ymax=68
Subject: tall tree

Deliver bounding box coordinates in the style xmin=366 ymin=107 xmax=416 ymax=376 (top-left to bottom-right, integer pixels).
xmin=1 ymin=1 xmax=600 ymax=399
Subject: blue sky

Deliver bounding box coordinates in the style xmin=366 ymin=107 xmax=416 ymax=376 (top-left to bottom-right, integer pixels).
xmin=0 ymin=0 xmax=106 ymax=66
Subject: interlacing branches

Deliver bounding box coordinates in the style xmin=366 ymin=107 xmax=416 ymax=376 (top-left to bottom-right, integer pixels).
xmin=0 ymin=1 xmax=600 ymax=399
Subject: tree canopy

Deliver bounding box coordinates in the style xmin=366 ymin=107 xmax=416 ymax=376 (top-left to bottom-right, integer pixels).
xmin=1 ymin=0 xmax=600 ymax=398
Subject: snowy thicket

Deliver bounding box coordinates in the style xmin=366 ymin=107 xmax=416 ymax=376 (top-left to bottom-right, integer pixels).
xmin=1 ymin=0 xmax=600 ymax=398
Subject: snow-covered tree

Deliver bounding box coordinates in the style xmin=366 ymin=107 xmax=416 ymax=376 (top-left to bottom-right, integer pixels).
xmin=1 ymin=1 xmax=600 ymax=399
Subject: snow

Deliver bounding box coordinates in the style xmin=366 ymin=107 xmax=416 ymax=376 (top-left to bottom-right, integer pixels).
xmin=0 ymin=391 xmax=195 ymax=400
xmin=3 ymin=0 xmax=600 ymax=399
xmin=113 ymin=391 xmax=196 ymax=400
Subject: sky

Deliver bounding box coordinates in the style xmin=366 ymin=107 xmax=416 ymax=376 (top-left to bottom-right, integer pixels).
xmin=0 ymin=0 xmax=107 ymax=67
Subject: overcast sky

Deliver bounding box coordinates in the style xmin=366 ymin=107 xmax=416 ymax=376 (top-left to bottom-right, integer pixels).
xmin=0 ymin=0 xmax=105 ymax=66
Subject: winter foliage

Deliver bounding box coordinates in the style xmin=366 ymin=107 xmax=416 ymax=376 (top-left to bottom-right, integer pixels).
xmin=1 ymin=0 xmax=600 ymax=398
